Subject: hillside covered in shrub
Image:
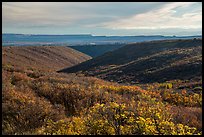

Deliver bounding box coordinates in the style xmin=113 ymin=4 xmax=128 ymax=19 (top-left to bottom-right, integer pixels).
xmin=60 ymin=39 xmax=202 ymax=84
xmin=2 ymin=43 xmax=202 ymax=135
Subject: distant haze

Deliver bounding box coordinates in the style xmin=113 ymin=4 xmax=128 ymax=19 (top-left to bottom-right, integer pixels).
xmin=2 ymin=34 xmax=202 ymax=46
xmin=2 ymin=2 xmax=202 ymax=36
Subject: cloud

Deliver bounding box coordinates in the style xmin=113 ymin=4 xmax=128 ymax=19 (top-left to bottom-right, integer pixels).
xmin=2 ymin=2 xmax=91 ymax=28
xmin=102 ymin=2 xmax=202 ymax=30
xmin=2 ymin=2 xmax=202 ymax=35
xmin=2 ymin=2 xmax=168 ymax=28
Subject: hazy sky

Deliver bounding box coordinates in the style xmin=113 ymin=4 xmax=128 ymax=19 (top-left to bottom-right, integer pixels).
xmin=2 ymin=2 xmax=202 ymax=36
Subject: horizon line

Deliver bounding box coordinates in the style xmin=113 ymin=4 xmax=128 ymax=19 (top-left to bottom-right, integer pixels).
xmin=2 ymin=33 xmax=202 ymax=37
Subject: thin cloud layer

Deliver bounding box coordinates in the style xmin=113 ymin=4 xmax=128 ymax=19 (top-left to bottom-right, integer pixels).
xmin=2 ymin=2 xmax=202 ymax=35
xmin=103 ymin=2 xmax=201 ymax=30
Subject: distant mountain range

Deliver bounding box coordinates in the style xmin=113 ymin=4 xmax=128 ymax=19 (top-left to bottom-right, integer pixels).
xmin=59 ymin=38 xmax=202 ymax=84
xmin=2 ymin=33 xmax=202 ymax=46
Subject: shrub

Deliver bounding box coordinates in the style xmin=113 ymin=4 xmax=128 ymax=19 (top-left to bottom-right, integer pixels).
xmin=37 ymin=117 xmax=86 ymax=135
xmin=2 ymin=88 xmax=65 ymax=135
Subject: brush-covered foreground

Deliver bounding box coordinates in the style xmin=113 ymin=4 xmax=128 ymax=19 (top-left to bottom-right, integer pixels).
xmin=2 ymin=64 xmax=202 ymax=135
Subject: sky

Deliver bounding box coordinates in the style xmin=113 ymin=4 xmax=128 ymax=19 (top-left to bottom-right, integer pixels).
xmin=2 ymin=2 xmax=202 ymax=36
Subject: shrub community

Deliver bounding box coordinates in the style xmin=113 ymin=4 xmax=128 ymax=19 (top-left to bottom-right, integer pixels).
xmin=2 ymin=64 xmax=202 ymax=135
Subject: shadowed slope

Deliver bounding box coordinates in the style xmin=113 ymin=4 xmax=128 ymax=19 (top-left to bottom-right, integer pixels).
xmin=68 ymin=44 xmax=124 ymax=57
xmin=59 ymin=39 xmax=202 ymax=83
